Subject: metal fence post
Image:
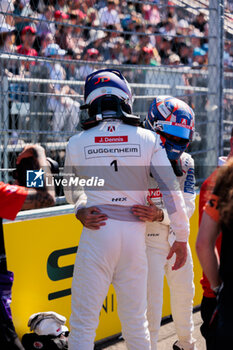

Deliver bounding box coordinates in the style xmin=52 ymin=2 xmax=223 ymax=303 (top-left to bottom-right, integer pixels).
xmin=208 ymin=0 xmax=224 ymax=172
xmin=218 ymin=0 xmax=225 ymax=158
xmin=2 ymin=76 xmax=9 ymax=183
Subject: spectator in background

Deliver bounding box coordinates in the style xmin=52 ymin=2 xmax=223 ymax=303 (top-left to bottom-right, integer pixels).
xmin=84 ymin=6 xmax=100 ymax=41
xmin=190 ymin=28 xmax=204 ymax=51
xmin=192 ymin=47 xmax=207 ymax=67
xmin=177 ymin=19 xmax=190 ymax=38
xmin=86 ymin=6 xmax=99 ymax=27
xmin=157 ymin=37 xmax=173 ymax=65
xmin=67 ymin=9 xmax=88 ymax=58
xmin=54 ymin=9 xmax=69 ymax=46
xmin=159 ymin=18 xmax=176 ymax=39
xmin=79 ymin=0 xmax=98 ymax=14
xmin=13 ymin=0 xmax=25 ymax=45
xmin=39 ymin=31 xmax=54 ymax=56
xmin=223 ymin=40 xmax=233 ymax=69
xmin=95 ymin=0 xmax=106 ymax=10
xmin=0 ymin=0 xmax=15 ymax=28
xmin=0 ymin=24 xmax=20 ymax=76
xmin=55 ymin=16 xmax=74 ymax=54
xmin=16 ymin=0 xmax=39 ymax=38
xmin=202 ymin=21 xmax=209 ymax=45
xmin=110 ymin=37 xmax=128 ymax=64
xmin=123 ymin=47 xmax=140 ymax=65
xmin=105 ymin=23 xmax=120 ymax=42
xmin=135 ymin=30 xmax=151 ymax=53
xmin=68 ymin=0 xmax=81 ymax=11
xmin=179 ymin=42 xmax=192 ymax=65
xmin=55 ymin=0 xmax=69 ymax=13
xmin=36 ymin=5 xmax=56 ymax=39
xmin=44 ymin=43 xmax=80 ymax=136
xmin=78 ymin=48 xmax=100 ymax=80
xmin=0 ymin=24 xmax=16 ymax=54
xmin=167 ymin=1 xmax=178 ymax=24
xmin=171 ymin=31 xmax=187 ymax=57
xmin=17 ymin=26 xmax=38 ymax=73
xmin=122 ymin=47 xmax=143 ymax=101
xmin=54 ymin=9 xmax=69 ymax=24
xmin=121 ymin=14 xmax=137 ymax=42
xmin=102 ymin=24 xmax=122 ymax=55
xmin=82 ymin=30 xmax=107 ymax=60
xmin=98 ymin=0 xmax=121 ymax=30
xmin=201 ymin=43 xmax=208 ymax=55
xmin=192 ymin=12 xmax=207 ymax=33
xmin=69 ymin=8 xmax=86 ymax=26
xmin=64 ymin=50 xmax=82 ymax=96
xmin=130 ymin=23 xmax=146 ymax=47
xmin=142 ymin=2 xmax=160 ymax=26
xmin=34 ymin=5 xmax=55 ymax=52
xmin=146 ymin=24 xmax=157 ymax=48
xmin=168 ymin=53 xmax=181 ymax=66
xmin=139 ymin=46 xmax=160 ymax=66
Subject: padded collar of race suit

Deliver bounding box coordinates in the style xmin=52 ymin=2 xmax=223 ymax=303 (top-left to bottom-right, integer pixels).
xmin=81 ymin=95 xmax=140 ymax=129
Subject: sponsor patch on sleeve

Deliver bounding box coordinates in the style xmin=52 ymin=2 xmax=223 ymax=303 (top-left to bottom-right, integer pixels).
xmin=184 ymin=168 xmax=195 ymax=194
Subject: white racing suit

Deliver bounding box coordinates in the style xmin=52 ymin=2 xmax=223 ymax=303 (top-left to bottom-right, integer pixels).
xmin=146 ymin=152 xmax=196 ymax=350
xmin=64 ymin=119 xmax=190 ymax=350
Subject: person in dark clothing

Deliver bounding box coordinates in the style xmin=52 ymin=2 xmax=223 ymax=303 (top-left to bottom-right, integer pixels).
xmin=0 ymin=144 xmax=55 ymax=350
xmin=198 ymin=128 xmax=233 ymax=349
xmin=192 ymin=12 xmax=207 ymax=33
xmin=196 ymin=157 xmax=233 ymax=349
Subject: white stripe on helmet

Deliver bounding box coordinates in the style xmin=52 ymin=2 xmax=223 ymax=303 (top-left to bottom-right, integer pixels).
xmin=86 ymin=86 xmax=132 ymax=107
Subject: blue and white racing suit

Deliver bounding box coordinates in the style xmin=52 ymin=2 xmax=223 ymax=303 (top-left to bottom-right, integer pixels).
xmin=146 ymin=152 xmax=196 ymax=350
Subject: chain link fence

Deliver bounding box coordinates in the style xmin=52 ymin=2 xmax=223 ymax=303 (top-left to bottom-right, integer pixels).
xmin=0 ymin=0 xmax=232 ymax=200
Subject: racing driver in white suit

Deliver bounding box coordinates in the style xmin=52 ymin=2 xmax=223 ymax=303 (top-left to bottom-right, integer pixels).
xmin=132 ymin=96 xmax=197 ymax=350
xmin=64 ymin=71 xmax=190 ymax=350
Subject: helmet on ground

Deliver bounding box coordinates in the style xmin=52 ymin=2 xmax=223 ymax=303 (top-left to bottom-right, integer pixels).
xmin=80 ymin=69 xmax=140 ymax=129
xmin=145 ymin=96 xmax=195 ymax=160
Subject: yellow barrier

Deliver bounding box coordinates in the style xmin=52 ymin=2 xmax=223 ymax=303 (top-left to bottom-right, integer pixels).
xmin=3 ymin=196 xmax=203 ymax=342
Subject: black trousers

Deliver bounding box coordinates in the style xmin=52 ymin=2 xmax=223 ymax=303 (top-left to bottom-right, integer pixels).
xmin=201 ymin=288 xmax=233 ymax=350
xmin=0 ymin=315 xmax=25 ymax=350
xmin=213 ymin=287 xmax=233 ymax=349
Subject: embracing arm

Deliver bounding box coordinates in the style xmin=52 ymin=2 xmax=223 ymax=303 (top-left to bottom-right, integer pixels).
xmin=132 ymin=196 xmax=164 ymax=222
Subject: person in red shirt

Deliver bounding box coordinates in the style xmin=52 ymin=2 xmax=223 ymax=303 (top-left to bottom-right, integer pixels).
xmin=198 ymin=168 xmax=222 ymax=349
xmin=198 ymin=127 xmax=233 ymax=349
xmin=0 ymin=144 xmax=55 ymax=350
xmin=196 ymin=157 xmax=233 ymax=349
xmin=17 ymin=26 xmax=38 ymax=72
xmin=1 ymin=144 xmax=55 ymax=216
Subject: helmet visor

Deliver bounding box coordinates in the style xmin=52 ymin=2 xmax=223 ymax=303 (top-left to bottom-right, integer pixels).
xmin=155 ymin=122 xmax=194 ymax=141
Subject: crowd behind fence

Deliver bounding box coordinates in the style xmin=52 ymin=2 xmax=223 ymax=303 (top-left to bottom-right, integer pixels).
xmin=0 ymin=0 xmax=232 ymax=201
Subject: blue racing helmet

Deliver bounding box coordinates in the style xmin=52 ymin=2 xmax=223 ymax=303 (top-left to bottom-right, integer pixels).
xmin=145 ymin=96 xmax=195 ymax=160
xmin=80 ymin=69 xmax=140 ymax=129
